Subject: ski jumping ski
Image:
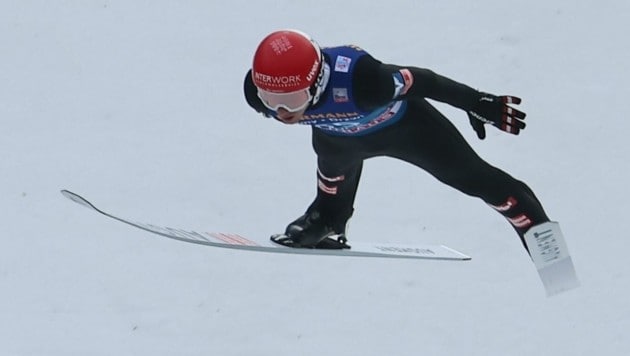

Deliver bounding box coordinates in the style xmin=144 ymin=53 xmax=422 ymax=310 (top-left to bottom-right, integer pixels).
xmin=61 ymin=190 xmax=471 ymax=261
xmin=523 ymin=222 xmax=580 ymax=296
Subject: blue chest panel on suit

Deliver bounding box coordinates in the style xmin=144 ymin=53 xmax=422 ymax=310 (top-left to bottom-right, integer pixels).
xmin=300 ymin=46 xmax=407 ymax=136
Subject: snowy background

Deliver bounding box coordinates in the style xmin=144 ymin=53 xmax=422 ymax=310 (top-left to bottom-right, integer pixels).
xmin=2 ymin=1 xmax=629 ymax=355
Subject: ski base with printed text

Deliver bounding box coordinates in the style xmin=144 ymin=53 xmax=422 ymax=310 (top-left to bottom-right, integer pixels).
xmin=523 ymin=221 xmax=580 ymax=296
xmin=61 ymin=190 xmax=471 ymax=261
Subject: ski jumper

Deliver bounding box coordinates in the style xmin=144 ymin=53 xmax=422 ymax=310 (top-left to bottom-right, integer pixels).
xmin=244 ymin=45 xmax=549 ymax=244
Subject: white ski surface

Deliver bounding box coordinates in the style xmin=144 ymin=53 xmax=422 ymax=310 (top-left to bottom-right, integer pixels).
xmin=524 ymin=221 xmax=580 ymax=296
xmin=61 ymin=190 xmax=470 ymax=261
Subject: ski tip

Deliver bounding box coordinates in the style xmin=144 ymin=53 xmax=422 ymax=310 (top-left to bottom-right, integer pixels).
xmin=440 ymin=245 xmax=472 ymax=261
xmin=61 ymin=190 xmax=98 ymax=211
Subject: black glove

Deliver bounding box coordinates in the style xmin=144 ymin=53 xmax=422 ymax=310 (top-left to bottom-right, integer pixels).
xmin=467 ymin=93 xmax=526 ymax=139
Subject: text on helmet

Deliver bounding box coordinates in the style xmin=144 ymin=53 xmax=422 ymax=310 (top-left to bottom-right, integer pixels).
xmin=254 ymin=72 xmax=301 ymax=88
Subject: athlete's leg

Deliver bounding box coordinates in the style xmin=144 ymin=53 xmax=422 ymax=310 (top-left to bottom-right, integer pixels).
xmin=390 ymin=99 xmax=549 ymax=245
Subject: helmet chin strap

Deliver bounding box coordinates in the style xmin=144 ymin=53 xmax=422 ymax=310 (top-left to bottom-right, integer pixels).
xmin=310 ymin=62 xmax=330 ymax=106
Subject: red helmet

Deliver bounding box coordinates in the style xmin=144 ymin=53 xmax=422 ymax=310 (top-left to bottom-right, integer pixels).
xmin=252 ymin=30 xmax=327 ymax=112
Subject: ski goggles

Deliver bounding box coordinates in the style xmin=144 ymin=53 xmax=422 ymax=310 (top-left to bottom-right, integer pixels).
xmin=257 ymin=88 xmax=312 ymax=113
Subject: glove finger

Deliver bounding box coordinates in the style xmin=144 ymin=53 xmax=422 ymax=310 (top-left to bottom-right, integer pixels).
xmin=502 ymin=119 xmax=527 ymax=134
xmin=476 ymin=125 xmax=486 ymax=139
xmin=470 ymin=118 xmax=486 ymax=139
xmin=502 ymin=114 xmax=527 ymax=129
xmin=504 ymin=106 xmax=526 ymax=119
xmin=499 ymin=95 xmax=521 ymax=105
xmin=500 ymin=123 xmax=520 ymax=135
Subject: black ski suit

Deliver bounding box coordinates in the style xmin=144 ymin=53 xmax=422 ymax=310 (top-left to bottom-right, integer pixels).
xmin=244 ymin=47 xmax=549 ymax=247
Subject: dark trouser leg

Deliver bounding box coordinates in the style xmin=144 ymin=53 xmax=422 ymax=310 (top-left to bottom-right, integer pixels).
xmin=308 ymin=130 xmax=365 ymax=231
xmin=391 ymin=100 xmax=549 ymax=248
